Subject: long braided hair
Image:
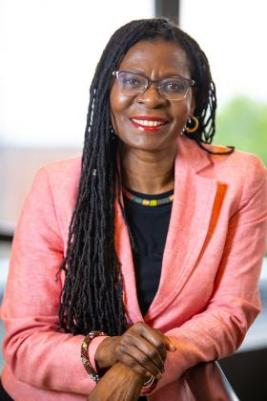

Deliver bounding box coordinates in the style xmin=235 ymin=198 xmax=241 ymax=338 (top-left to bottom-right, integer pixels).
xmin=59 ymin=18 xmax=224 ymax=336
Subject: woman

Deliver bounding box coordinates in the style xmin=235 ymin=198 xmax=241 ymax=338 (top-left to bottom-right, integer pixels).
xmin=1 ymin=18 xmax=266 ymax=401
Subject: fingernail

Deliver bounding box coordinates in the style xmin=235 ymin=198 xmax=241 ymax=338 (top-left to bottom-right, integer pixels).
xmin=156 ymin=373 xmax=162 ymax=380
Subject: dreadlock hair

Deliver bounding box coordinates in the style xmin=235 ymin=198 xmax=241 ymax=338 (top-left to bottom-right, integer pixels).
xmin=59 ymin=18 xmax=231 ymax=336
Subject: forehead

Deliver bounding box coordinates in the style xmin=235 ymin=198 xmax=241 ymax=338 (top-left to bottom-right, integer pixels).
xmin=118 ymin=39 xmax=191 ymax=76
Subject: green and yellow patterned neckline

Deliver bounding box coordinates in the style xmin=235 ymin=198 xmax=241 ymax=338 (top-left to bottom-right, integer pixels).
xmin=123 ymin=188 xmax=174 ymax=207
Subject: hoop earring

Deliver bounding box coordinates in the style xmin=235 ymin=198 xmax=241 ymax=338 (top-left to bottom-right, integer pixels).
xmin=185 ymin=116 xmax=199 ymax=134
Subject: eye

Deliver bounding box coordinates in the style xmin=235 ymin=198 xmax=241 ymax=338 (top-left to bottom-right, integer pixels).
xmin=161 ymin=80 xmax=186 ymax=93
xmin=119 ymin=73 xmax=145 ymax=88
xmin=123 ymin=78 xmax=142 ymax=87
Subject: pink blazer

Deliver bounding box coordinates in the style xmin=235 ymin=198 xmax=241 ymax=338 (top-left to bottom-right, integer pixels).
xmin=1 ymin=136 xmax=267 ymax=401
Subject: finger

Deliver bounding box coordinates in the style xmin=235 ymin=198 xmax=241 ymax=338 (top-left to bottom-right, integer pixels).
xmin=131 ymin=322 xmax=167 ymax=359
xmin=120 ymin=332 xmax=165 ymax=372
xmin=119 ymin=347 xmax=162 ymax=379
xmin=132 ymin=322 xmax=177 ymax=353
xmin=163 ymin=335 xmax=177 ymax=352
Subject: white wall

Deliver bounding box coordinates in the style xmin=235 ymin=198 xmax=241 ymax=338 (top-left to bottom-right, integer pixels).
xmin=2 ymin=0 xmax=266 ymax=147
xmin=180 ymin=0 xmax=267 ymax=106
xmin=0 ymin=0 xmax=154 ymax=147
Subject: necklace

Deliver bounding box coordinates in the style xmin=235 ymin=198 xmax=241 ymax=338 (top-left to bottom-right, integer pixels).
xmin=123 ymin=188 xmax=174 ymax=207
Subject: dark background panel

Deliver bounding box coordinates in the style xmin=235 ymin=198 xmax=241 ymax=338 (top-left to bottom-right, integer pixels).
xmin=155 ymin=0 xmax=180 ymax=24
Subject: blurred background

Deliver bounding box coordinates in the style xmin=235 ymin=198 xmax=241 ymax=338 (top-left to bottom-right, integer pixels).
xmin=0 ymin=1 xmax=266 ymax=399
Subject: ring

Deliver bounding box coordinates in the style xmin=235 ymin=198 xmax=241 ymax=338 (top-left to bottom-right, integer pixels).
xmin=143 ymin=375 xmax=155 ymax=387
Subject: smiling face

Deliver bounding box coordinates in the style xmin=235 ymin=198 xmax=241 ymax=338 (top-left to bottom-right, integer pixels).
xmin=110 ymin=39 xmax=195 ymax=153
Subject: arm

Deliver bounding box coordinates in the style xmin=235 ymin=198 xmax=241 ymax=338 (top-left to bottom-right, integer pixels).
xmin=153 ymin=158 xmax=267 ymax=392
xmin=1 ymin=167 xmax=97 ymax=394
xmin=88 ymin=362 xmax=143 ymax=401
xmin=1 ymin=165 xmax=176 ymax=396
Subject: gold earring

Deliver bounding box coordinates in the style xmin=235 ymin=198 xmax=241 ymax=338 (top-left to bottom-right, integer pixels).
xmin=185 ymin=116 xmax=199 ymax=133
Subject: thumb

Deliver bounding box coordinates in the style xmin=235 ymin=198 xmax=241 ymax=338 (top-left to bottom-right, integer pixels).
xmin=164 ymin=335 xmax=177 ymax=352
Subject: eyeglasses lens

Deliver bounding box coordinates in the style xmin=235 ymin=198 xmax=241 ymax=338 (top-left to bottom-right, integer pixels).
xmin=116 ymin=71 xmax=191 ymax=101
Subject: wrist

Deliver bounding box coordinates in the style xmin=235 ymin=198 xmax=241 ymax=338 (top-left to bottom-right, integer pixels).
xmin=95 ymin=336 xmax=120 ymax=369
xmin=81 ymin=331 xmax=107 ymax=382
xmin=115 ymin=362 xmax=144 ymax=386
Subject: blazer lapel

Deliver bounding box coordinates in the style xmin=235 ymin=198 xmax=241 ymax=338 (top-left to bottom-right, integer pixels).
xmin=115 ymin=136 xmax=227 ymax=323
xmin=145 ymin=137 xmax=226 ymax=320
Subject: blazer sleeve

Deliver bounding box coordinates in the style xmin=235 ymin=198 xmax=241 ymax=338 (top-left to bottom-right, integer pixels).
xmin=0 ymin=167 xmax=104 ymax=394
xmin=153 ymin=156 xmax=267 ymax=393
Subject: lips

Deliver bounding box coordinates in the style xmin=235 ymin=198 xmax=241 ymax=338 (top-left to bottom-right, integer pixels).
xmin=130 ymin=116 xmax=168 ymax=131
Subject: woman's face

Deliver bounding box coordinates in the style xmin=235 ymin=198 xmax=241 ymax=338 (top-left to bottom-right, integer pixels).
xmin=110 ymin=39 xmax=195 ymax=153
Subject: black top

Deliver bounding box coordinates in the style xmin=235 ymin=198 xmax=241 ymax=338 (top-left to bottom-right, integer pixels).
xmin=124 ymin=189 xmax=173 ymax=316
xmin=124 ymin=189 xmax=173 ymax=401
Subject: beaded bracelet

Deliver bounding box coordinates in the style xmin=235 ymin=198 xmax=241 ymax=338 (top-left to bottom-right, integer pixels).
xmin=80 ymin=331 xmax=107 ymax=382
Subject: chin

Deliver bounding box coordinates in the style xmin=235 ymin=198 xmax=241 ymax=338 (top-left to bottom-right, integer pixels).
xmin=121 ymin=138 xmax=176 ymax=154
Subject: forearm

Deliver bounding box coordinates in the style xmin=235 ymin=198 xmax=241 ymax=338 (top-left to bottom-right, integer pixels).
xmin=88 ymin=362 xmax=143 ymax=401
xmin=2 ymin=321 xmax=94 ymax=394
xmin=151 ymin=290 xmax=260 ymax=393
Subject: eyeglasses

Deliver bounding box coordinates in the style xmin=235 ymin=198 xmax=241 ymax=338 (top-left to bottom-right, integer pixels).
xmin=112 ymin=70 xmax=195 ymax=101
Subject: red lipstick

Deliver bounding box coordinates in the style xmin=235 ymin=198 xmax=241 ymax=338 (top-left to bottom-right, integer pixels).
xmin=130 ymin=116 xmax=168 ymax=132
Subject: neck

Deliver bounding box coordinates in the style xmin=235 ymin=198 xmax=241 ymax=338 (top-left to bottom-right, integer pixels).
xmin=119 ymin=144 xmax=176 ymax=194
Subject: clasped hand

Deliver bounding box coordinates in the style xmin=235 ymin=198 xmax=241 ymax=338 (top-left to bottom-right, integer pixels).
xmin=88 ymin=322 xmax=176 ymax=401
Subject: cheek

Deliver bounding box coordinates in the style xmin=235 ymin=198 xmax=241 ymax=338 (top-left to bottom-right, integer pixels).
xmin=172 ymin=95 xmax=194 ymax=126
xmin=110 ymin=86 xmax=131 ymax=116
xmin=110 ymin=90 xmax=133 ymax=136
xmin=171 ymin=105 xmax=190 ymax=127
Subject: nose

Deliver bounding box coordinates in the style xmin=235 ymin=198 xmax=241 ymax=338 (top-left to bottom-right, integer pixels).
xmin=136 ymin=84 xmax=168 ymax=108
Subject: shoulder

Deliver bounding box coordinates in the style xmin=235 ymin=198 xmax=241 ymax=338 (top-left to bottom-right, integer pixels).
xmin=33 ymin=156 xmax=82 ymax=191
xmin=205 ymin=144 xmax=266 ymax=183
xmin=28 ymin=156 xmax=82 ymax=211
xmin=40 ymin=156 xmax=82 ymax=179
xmin=178 ymin=136 xmax=266 ymax=191
xmin=204 ymin=145 xmax=267 ymax=204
